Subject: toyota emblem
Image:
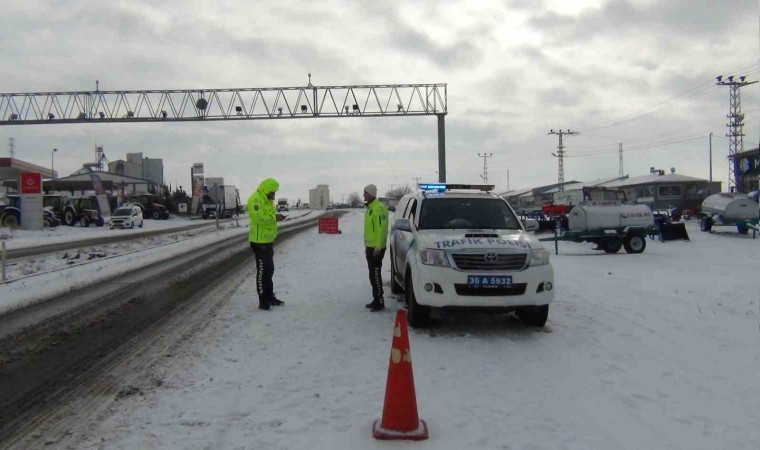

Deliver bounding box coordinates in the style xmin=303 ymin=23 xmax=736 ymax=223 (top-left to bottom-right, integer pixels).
xmin=484 ymin=253 xmax=498 ymax=263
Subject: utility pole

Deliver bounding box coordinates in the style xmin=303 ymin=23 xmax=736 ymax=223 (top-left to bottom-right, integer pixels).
xmin=618 ymin=143 xmax=624 ymax=177
xmin=477 ymin=152 xmax=493 ymax=183
xmin=8 ymin=138 xmax=15 ymax=159
xmin=716 ymin=75 xmax=757 ymax=192
xmin=548 ymin=129 xmax=579 ymax=192
xmin=709 ymin=132 xmax=713 ymax=182
xmin=507 ymin=169 xmax=510 ymax=191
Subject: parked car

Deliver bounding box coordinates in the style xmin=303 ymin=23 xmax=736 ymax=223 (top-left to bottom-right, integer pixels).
xmin=389 ymin=184 xmax=554 ymax=328
xmin=110 ymin=204 xmax=144 ymax=229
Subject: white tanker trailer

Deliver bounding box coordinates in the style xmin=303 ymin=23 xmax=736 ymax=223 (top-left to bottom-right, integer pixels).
xmin=540 ymin=201 xmax=654 ymax=254
xmin=698 ymin=193 xmax=759 ymax=235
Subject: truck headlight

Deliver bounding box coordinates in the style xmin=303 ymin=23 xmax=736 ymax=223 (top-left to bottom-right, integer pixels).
xmin=529 ymin=248 xmax=550 ymax=267
xmin=419 ymin=248 xmax=449 ymax=267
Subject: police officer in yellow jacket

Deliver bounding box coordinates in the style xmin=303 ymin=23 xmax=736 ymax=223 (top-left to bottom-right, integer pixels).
xmin=363 ymin=184 xmax=389 ymax=311
xmin=248 ymin=178 xmax=285 ymax=311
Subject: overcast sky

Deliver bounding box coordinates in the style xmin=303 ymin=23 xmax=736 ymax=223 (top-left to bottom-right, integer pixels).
xmin=2 ymin=0 xmax=759 ymax=201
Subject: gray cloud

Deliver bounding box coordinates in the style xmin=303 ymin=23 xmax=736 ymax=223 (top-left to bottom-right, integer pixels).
xmin=530 ymin=0 xmax=755 ymax=45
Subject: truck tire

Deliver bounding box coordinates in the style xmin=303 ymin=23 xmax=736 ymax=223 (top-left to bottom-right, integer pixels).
xmin=517 ymin=304 xmax=549 ymax=328
xmin=699 ymin=218 xmax=712 ymax=232
xmin=2 ymin=213 xmax=19 ymax=228
xmin=152 ymin=210 xmax=161 ymax=220
xmin=602 ymin=238 xmax=622 ymax=253
xmin=737 ymin=225 xmax=749 ymax=235
xmin=64 ymin=209 xmax=76 ymax=226
xmin=623 ymin=234 xmax=646 ymax=254
xmin=80 ymin=217 xmax=90 ymax=227
xmin=390 ymin=253 xmax=403 ymax=295
xmin=406 ymin=272 xmax=430 ymax=328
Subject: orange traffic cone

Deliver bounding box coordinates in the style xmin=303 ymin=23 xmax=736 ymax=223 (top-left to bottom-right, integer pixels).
xmin=372 ymin=309 xmax=429 ymax=440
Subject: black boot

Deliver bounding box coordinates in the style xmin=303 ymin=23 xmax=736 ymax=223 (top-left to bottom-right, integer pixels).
xmin=365 ymin=299 xmax=383 ymax=308
xmin=270 ymin=298 xmax=284 ymax=306
xmin=369 ymin=300 xmax=385 ymax=312
xmin=258 ymin=301 xmax=272 ymax=311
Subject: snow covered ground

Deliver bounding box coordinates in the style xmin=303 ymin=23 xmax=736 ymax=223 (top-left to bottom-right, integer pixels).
xmin=0 ymin=210 xmax=322 ymax=315
xmin=0 ymin=209 xmax=314 ymax=251
xmin=61 ymin=211 xmax=759 ymax=450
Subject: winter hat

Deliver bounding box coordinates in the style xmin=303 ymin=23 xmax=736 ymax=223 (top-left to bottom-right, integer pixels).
xmin=364 ymin=184 xmax=378 ymax=197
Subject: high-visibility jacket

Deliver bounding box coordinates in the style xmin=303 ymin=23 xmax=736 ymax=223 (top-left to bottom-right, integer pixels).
xmin=248 ymin=178 xmax=280 ymax=243
xmin=364 ymin=198 xmax=389 ymax=249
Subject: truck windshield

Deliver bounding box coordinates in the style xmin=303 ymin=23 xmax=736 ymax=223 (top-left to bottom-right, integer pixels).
xmin=418 ymin=198 xmax=521 ymax=230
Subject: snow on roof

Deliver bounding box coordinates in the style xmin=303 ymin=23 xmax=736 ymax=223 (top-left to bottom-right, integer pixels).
xmin=601 ymin=173 xmax=706 ymax=187
xmin=498 ymin=187 xmax=533 ymax=197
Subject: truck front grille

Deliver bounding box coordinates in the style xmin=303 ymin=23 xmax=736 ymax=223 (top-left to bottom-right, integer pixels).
xmin=451 ymin=253 xmax=527 ymax=271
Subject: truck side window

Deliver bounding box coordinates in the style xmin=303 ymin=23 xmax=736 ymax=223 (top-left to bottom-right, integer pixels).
xmin=401 ymin=198 xmax=412 ymax=218
xmin=407 ymin=200 xmax=418 ymax=223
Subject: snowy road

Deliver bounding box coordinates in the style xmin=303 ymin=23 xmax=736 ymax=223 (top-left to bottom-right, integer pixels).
xmin=14 ymin=212 xmax=760 ymax=449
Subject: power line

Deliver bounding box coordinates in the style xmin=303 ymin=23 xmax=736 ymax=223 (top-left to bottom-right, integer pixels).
xmin=581 ymin=63 xmax=760 ymax=134
xmin=566 ymin=109 xmax=759 ymax=151
xmin=567 ymin=134 xmax=710 ymax=158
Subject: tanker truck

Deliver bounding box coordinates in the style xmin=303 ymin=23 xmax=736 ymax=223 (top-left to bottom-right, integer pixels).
xmin=540 ymin=200 xmax=654 ymax=254
xmin=698 ymin=192 xmax=759 ymax=236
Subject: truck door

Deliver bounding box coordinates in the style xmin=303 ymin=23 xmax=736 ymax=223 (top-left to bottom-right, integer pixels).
xmin=395 ymin=199 xmax=417 ymax=282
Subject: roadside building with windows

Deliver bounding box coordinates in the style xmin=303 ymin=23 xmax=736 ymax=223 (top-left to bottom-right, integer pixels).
xmin=732 ymin=147 xmax=760 ymax=193
xmin=601 ymin=170 xmax=721 ymax=211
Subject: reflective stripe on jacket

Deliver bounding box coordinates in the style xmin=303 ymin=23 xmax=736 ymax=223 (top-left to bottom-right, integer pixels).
xmin=364 ymin=198 xmax=389 ymax=249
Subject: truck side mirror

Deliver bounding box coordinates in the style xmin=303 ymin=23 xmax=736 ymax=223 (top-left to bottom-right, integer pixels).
xmin=523 ymin=218 xmax=539 ymax=231
xmin=394 ymin=218 xmax=412 ymax=232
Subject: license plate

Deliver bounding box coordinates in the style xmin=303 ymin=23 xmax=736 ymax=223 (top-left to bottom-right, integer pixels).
xmin=467 ymin=275 xmax=512 ymax=288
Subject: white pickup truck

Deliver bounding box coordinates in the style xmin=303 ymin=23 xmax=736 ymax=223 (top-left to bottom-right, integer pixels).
xmin=389 ymin=184 xmax=554 ymax=328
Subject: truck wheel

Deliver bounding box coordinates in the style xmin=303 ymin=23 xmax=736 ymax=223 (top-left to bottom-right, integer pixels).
xmin=602 ymin=238 xmax=622 ymax=253
xmin=152 ymin=210 xmax=161 ymax=220
xmin=517 ymin=304 xmax=549 ymax=328
xmin=406 ymin=273 xmax=430 ymax=328
xmin=65 ymin=210 xmax=76 ymax=226
xmin=80 ymin=217 xmax=91 ymax=227
xmin=623 ymin=234 xmax=646 ymax=254
xmin=390 ymin=253 xmax=403 ymax=295
xmin=699 ymin=218 xmax=712 ymax=232
xmin=737 ymin=225 xmax=749 ymax=235
xmin=2 ymin=214 xmax=19 ymax=228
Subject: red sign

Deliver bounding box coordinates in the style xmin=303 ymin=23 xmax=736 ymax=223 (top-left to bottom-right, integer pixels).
xmin=20 ymin=172 xmax=42 ymax=194
xmin=318 ymin=217 xmax=340 ymax=234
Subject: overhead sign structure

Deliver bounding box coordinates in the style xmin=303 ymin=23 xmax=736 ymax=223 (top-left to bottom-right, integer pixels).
xmin=0 ymin=82 xmax=449 ymax=182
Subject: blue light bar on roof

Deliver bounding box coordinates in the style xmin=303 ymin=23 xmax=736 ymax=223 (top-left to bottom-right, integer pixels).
xmin=417 ymin=183 xmax=495 ymax=192
xmin=418 ymin=183 xmax=447 ymax=192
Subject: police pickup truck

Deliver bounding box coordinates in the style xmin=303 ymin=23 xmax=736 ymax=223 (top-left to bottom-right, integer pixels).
xmin=389 ymin=184 xmax=554 ymax=328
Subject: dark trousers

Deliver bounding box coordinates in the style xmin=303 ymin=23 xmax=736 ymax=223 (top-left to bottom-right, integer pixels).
xmin=365 ymin=247 xmax=386 ymax=302
xmin=251 ymin=242 xmax=275 ymax=305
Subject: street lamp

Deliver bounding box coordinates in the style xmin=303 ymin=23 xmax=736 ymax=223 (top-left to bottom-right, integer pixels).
xmin=51 ymin=148 xmax=58 ymax=192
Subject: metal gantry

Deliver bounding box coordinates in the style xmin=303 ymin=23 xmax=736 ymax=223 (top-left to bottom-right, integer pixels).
xmin=0 ymin=81 xmax=449 ymax=182
xmin=0 ymin=83 xmax=446 ymax=124
xmin=716 ymin=75 xmax=757 ymax=192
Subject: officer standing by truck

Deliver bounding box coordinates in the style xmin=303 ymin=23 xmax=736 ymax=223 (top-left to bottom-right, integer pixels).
xmin=248 ymin=178 xmax=285 ymax=311
xmin=363 ymin=184 xmax=389 ymax=312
